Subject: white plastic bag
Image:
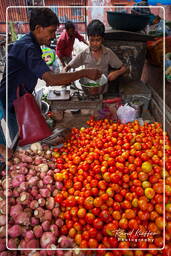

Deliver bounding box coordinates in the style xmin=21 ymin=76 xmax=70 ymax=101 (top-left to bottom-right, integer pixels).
xmin=116 ymin=104 xmax=137 ymax=124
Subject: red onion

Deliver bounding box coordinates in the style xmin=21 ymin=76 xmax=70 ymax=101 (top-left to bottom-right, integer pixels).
xmin=0 ymin=215 xmax=6 ymax=226
xmin=31 ymin=217 xmax=40 ymax=226
xmin=55 ymin=218 xmax=64 ymax=228
xmin=39 ymin=189 xmax=50 ymax=198
xmin=25 ymin=230 xmax=35 ymax=240
xmin=34 ymin=208 xmax=44 ymax=218
xmin=15 ymin=212 xmax=30 ymax=226
xmin=52 ymin=208 xmax=60 ymax=218
xmin=38 ymin=198 xmax=46 ymax=207
xmin=30 ymin=200 xmax=39 ymax=210
xmin=50 ymin=224 xmax=59 ymax=236
xmin=40 ymin=232 xmax=56 ymax=248
xmin=0 ymin=226 xmax=5 ymax=238
xmin=0 ymin=238 xmax=6 ymax=251
xmin=8 ymin=224 xmax=23 ymax=238
xmin=33 ymin=225 xmax=43 ymax=238
xmin=42 ymin=221 xmax=51 ymax=232
xmin=42 ymin=210 xmax=52 ymax=222
xmin=46 ymin=197 xmax=55 ymax=210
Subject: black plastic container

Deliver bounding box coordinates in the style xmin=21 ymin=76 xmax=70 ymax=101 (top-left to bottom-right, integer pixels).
xmin=107 ymin=11 xmax=150 ymax=32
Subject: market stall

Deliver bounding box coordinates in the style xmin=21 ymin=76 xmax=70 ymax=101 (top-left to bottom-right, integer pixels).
xmin=0 ymin=6 xmax=171 ymax=256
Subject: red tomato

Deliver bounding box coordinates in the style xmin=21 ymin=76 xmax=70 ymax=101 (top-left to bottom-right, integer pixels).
xmin=93 ymin=218 xmax=104 ymax=230
xmin=85 ymin=213 xmax=95 ymax=224
xmin=84 ymin=196 xmax=94 ymax=210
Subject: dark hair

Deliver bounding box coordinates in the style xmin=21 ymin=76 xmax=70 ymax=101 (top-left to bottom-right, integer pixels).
xmin=65 ymin=21 xmax=75 ymax=30
xmin=29 ymin=8 xmax=59 ymax=31
xmin=87 ymin=19 xmax=105 ymax=37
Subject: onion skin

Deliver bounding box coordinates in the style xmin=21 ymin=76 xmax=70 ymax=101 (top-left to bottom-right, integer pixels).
xmin=0 ymin=238 xmax=6 ymax=251
xmin=28 ymin=176 xmax=39 ymax=186
xmin=40 ymin=232 xmax=56 ymax=248
xmin=39 ymin=189 xmax=51 ymax=198
xmin=0 ymin=226 xmax=5 ymax=238
xmin=25 ymin=230 xmax=35 ymax=241
xmin=46 ymin=197 xmax=55 ymax=210
xmin=31 ymin=217 xmax=40 ymax=226
xmin=58 ymin=236 xmax=73 ymax=248
xmin=12 ymin=175 xmax=25 ymax=187
xmin=0 ymin=215 xmax=6 ymax=226
xmin=42 ymin=210 xmax=52 ymax=222
xmin=8 ymin=225 xmax=22 ymax=238
xmin=30 ymin=200 xmax=39 ymax=210
xmin=55 ymin=218 xmax=64 ymax=228
xmin=15 ymin=212 xmax=30 ymax=226
xmin=34 ymin=208 xmax=44 ymax=219
xmin=50 ymin=224 xmax=59 ymax=237
xmin=38 ymin=198 xmax=46 ymax=207
xmin=52 ymin=208 xmax=60 ymax=218
xmin=42 ymin=221 xmax=51 ymax=232
xmin=21 ymin=155 xmax=32 ymax=163
xmin=8 ymin=238 xmax=20 ymax=249
xmin=33 ymin=225 xmax=43 ymax=239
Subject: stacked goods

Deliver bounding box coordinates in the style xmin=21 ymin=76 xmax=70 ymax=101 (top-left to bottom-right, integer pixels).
xmin=0 ymin=119 xmax=171 ymax=256
xmin=0 ymin=143 xmax=84 ymax=256
xmin=53 ymin=119 xmax=171 ymax=254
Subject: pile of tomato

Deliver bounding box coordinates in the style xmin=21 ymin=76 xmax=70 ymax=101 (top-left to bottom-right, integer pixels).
xmin=52 ymin=119 xmax=171 ymax=256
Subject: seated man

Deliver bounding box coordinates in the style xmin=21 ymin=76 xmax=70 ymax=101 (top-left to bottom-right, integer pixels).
xmin=65 ymin=19 xmax=127 ymax=95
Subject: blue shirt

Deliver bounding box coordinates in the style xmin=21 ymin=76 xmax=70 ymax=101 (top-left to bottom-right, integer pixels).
xmin=0 ymin=101 xmax=3 ymax=120
xmin=0 ymin=32 xmax=50 ymax=111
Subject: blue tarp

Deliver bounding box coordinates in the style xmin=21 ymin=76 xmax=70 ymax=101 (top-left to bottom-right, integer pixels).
xmin=135 ymin=0 xmax=171 ymax=4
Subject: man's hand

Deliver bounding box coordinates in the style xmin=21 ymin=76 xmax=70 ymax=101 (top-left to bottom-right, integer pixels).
xmin=84 ymin=68 xmax=102 ymax=81
xmin=64 ymin=65 xmax=70 ymax=72
xmin=108 ymin=65 xmax=127 ymax=81
xmin=108 ymin=71 xmax=120 ymax=81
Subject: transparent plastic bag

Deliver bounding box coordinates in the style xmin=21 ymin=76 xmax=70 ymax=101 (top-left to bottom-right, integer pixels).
xmin=116 ymin=103 xmax=137 ymax=124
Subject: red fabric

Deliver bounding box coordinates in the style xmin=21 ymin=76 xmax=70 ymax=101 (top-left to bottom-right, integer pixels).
xmin=14 ymin=91 xmax=52 ymax=146
xmin=56 ymin=30 xmax=84 ymax=58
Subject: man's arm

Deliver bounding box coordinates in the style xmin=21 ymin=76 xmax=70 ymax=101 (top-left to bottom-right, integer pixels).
xmin=82 ymin=39 xmax=89 ymax=46
xmin=42 ymin=69 xmax=101 ymax=86
xmin=108 ymin=65 xmax=127 ymax=81
xmin=64 ymin=51 xmax=84 ymax=72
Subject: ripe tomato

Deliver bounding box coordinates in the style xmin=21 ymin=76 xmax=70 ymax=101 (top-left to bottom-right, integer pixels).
xmin=94 ymin=197 xmax=103 ymax=208
xmin=141 ymin=161 xmax=152 ymax=173
xmin=88 ymin=238 xmax=98 ymax=248
xmin=93 ymin=218 xmax=104 ymax=230
xmin=100 ymin=210 xmax=110 ymax=222
xmin=85 ymin=213 xmax=95 ymax=224
xmin=77 ymin=208 xmax=86 ymax=218
xmin=84 ymin=196 xmax=94 ymax=210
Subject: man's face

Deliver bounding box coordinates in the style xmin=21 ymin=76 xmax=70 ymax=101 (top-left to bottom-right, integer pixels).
xmin=37 ymin=25 xmax=57 ymax=46
xmin=89 ymin=35 xmax=103 ymax=52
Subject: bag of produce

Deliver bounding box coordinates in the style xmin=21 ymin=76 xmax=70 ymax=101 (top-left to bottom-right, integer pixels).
xmin=116 ymin=103 xmax=136 ymax=124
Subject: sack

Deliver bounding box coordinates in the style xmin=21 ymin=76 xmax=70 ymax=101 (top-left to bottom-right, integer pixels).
xmin=117 ymin=103 xmax=137 ymax=124
xmin=13 ymin=86 xmax=52 ymax=146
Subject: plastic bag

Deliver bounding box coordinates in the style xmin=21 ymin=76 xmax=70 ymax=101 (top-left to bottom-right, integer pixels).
xmin=116 ymin=103 xmax=137 ymax=124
